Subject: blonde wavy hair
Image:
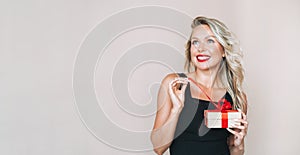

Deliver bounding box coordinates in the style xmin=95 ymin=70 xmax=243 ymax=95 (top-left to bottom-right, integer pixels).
xmin=184 ymin=16 xmax=247 ymax=112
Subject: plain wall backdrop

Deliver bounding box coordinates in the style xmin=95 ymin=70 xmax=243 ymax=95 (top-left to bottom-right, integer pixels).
xmin=1 ymin=0 xmax=300 ymax=154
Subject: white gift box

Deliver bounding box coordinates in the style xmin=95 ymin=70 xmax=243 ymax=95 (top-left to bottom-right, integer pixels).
xmin=204 ymin=110 xmax=242 ymax=128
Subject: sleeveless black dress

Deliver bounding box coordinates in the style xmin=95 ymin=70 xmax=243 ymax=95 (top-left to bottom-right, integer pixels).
xmin=169 ymin=73 xmax=232 ymax=155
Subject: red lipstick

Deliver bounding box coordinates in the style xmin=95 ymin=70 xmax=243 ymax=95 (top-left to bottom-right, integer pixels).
xmin=196 ymin=54 xmax=210 ymax=62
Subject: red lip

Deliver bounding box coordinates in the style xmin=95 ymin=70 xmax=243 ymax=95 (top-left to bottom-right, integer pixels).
xmin=198 ymin=59 xmax=208 ymax=62
xmin=196 ymin=54 xmax=210 ymax=62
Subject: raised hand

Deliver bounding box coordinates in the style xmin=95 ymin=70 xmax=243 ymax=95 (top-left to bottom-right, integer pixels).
xmin=168 ymin=77 xmax=189 ymax=113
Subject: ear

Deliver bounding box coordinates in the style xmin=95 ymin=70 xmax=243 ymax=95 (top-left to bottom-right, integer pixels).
xmin=221 ymin=48 xmax=225 ymax=58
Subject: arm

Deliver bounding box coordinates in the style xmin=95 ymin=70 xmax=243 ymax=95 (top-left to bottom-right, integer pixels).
xmin=150 ymin=74 xmax=188 ymax=155
xmin=228 ymin=135 xmax=245 ymax=155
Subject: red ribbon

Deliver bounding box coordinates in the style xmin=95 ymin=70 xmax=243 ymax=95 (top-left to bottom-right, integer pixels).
xmin=222 ymin=112 xmax=228 ymax=128
xmin=188 ymin=77 xmax=234 ymax=128
xmin=188 ymin=77 xmax=232 ymax=110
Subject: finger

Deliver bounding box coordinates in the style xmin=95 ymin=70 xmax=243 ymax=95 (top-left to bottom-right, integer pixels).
xmin=175 ymin=77 xmax=189 ymax=84
xmin=178 ymin=93 xmax=184 ymax=101
xmin=234 ymin=119 xmax=248 ymax=124
xmin=238 ymin=108 xmax=247 ymax=121
xmin=233 ymin=120 xmax=248 ymax=134
xmin=170 ymin=78 xmax=184 ymax=87
xmin=177 ymin=83 xmax=188 ymax=102
xmin=227 ymin=128 xmax=245 ymax=140
xmin=177 ymin=82 xmax=187 ymax=90
xmin=171 ymin=79 xmax=188 ymax=91
xmin=169 ymin=79 xmax=182 ymax=91
xmin=233 ymin=119 xmax=248 ymax=129
xmin=171 ymin=79 xmax=178 ymax=87
xmin=234 ymin=120 xmax=248 ymax=131
xmin=226 ymin=128 xmax=239 ymax=135
xmin=244 ymin=120 xmax=248 ymax=129
xmin=174 ymin=77 xmax=189 ymax=81
xmin=180 ymin=82 xmax=188 ymax=92
xmin=168 ymin=79 xmax=187 ymax=100
xmin=231 ymin=124 xmax=246 ymax=130
xmin=169 ymin=79 xmax=177 ymax=97
xmin=174 ymin=82 xmax=184 ymax=92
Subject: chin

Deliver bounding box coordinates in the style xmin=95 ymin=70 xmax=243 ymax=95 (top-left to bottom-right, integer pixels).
xmin=194 ymin=64 xmax=210 ymax=71
xmin=192 ymin=61 xmax=208 ymax=70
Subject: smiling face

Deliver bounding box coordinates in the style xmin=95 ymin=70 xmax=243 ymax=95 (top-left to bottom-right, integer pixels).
xmin=190 ymin=24 xmax=225 ymax=71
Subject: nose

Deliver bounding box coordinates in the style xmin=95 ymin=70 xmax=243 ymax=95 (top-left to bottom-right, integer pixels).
xmin=196 ymin=42 xmax=206 ymax=52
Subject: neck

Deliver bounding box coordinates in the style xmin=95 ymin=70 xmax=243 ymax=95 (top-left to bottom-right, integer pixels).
xmin=194 ymin=68 xmax=220 ymax=88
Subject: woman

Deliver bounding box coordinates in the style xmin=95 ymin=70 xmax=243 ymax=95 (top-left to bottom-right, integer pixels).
xmin=150 ymin=16 xmax=248 ymax=155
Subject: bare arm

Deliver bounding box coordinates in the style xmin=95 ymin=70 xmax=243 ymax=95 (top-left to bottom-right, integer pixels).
xmin=227 ymin=96 xmax=248 ymax=155
xmin=150 ymin=74 xmax=188 ymax=155
xmin=228 ymin=135 xmax=245 ymax=155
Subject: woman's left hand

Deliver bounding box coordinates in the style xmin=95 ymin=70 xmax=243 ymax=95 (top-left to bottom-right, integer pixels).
xmin=227 ymin=109 xmax=248 ymax=146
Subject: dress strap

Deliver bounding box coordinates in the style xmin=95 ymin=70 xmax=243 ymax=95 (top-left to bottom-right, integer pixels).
xmin=177 ymin=73 xmax=187 ymax=78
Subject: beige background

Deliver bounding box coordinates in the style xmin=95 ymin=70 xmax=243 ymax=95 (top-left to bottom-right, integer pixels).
xmin=1 ymin=0 xmax=300 ymax=154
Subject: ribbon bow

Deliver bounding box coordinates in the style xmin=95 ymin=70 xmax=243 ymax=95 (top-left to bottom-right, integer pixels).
xmin=215 ymin=98 xmax=232 ymax=111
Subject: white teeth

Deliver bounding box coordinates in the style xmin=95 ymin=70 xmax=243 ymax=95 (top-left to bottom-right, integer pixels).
xmin=197 ymin=56 xmax=210 ymax=60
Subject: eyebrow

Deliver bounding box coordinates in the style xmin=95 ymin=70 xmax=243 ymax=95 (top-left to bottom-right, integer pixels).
xmin=191 ymin=35 xmax=217 ymax=40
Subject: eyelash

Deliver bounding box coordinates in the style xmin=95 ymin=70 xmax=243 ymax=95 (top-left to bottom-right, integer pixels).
xmin=191 ymin=39 xmax=215 ymax=46
xmin=207 ymin=39 xmax=215 ymax=43
xmin=191 ymin=40 xmax=199 ymax=45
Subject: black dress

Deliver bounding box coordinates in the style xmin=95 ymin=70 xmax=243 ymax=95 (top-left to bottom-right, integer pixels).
xmin=169 ymin=73 xmax=231 ymax=155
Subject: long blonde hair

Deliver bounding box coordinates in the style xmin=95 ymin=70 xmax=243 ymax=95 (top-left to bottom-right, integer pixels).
xmin=184 ymin=16 xmax=247 ymax=112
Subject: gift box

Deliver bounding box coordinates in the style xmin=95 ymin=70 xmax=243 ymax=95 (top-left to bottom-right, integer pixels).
xmin=204 ymin=110 xmax=241 ymax=128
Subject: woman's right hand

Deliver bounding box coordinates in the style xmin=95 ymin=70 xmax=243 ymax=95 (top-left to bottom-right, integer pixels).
xmin=168 ymin=77 xmax=189 ymax=113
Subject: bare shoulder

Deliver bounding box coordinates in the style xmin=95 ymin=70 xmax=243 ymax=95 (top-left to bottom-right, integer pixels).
xmin=160 ymin=73 xmax=180 ymax=86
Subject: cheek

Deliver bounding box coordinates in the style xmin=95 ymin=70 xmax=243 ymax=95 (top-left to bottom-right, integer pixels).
xmin=190 ymin=48 xmax=197 ymax=57
xmin=212 ymin=46 xmax=224 ymax=57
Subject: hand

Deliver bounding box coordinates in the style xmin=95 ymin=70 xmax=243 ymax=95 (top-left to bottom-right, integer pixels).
xmin=227 ymin=109 xmax=248 ymax=146
xmin=168 ymin=77 xmax=189 ymax=113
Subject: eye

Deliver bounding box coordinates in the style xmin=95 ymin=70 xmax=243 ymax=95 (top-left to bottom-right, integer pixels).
xmin=191 ymin=40 xmax=199 ymax=47
xmin=207 ymin=38 xmax=215 ymax=44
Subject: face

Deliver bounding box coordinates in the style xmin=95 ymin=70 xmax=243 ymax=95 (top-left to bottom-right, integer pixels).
xmin=190 ymin=25 xmax=225 ymax=71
